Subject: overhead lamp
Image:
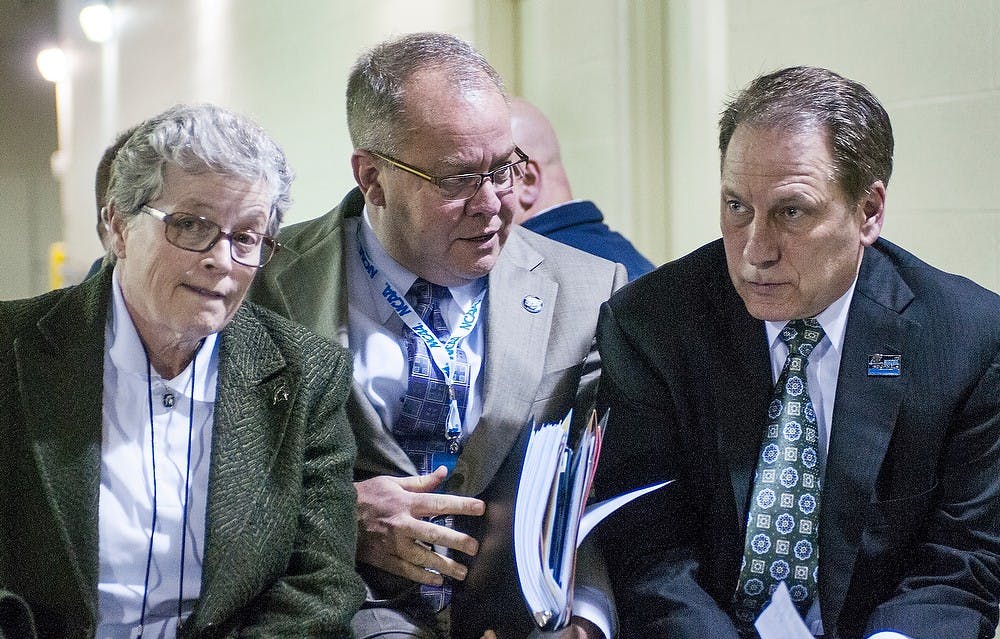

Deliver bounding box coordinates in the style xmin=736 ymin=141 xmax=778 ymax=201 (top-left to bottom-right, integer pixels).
xmin=36 ymin=47 xmax=68 ymax=82
xmin=79 ymin=3 xmax=114 ymax=43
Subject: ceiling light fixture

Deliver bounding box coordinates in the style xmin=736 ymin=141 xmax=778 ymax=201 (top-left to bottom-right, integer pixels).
xmin=36 ymin=47 xmax=68 ymax=82
xmin=79 ymin=3 xmax=114 ymax=43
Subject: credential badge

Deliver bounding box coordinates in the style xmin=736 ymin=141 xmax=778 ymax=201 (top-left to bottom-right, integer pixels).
xmin=867 ymin=354 xmax=901 ymax=377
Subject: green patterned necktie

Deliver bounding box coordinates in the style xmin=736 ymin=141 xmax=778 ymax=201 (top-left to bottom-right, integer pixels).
xmin=733 ymin=318 xmax=826 ymax=631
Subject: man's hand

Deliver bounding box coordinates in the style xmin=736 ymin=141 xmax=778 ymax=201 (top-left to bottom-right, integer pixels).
xmin=558 ymin=617 xmax=604 ymax=639
xmin=356 ymin=465 xmax=486 ymax=584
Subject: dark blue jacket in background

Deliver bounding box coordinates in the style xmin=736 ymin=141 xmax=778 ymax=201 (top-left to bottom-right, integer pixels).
xmin=521 ymin=200 xmax=654 ymax=281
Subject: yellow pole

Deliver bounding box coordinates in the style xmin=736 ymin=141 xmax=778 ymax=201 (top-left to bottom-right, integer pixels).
xmin=49 ymin=241 xmax=66 ymax=290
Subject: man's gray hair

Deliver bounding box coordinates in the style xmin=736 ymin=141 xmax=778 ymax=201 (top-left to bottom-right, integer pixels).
xmin=107 ymin=103 xmax=293 ymax=235
xmin=346 ymin=31 xmax=505 ymax=156
xmin=719 ymin=66 xmax=894 ymax=203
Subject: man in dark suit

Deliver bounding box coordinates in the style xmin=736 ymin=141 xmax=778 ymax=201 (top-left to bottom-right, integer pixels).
xmin=251 ymin=32 xmax=626 ymax=639
xmin=510 ymin=97 xmax=654 ymax=281
xmin=592 ymin=66 xmax=1000 ymax=639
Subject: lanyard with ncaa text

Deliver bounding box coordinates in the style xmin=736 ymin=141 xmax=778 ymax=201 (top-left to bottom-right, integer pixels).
xmin=356 ymin=222 xmax=485 ymax=448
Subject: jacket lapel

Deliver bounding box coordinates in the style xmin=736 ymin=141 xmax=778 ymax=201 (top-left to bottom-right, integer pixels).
xmin=258 ymin=190 xmax=418 ymax=481
xmin=257 ymin=190 xmax=364 ymax=347
xmin=272 ymin=233 xmax=346 ymax=346
xmin=258 ymin=190 xmax=413 ymax=481
xmin=452 ymin=233 xmax=557 ymax=497
xmin=349 ymin=384 xmax=419 ymax=479
xmin=17 ymin=273 xmax=110 ymax=627
xmin=714 ymin=272 xmax=773 ymax=523
xmin=819 ymin=245 xmax=917 ymax=632
xmin=191 ymin=306 xmax=295 ymax=628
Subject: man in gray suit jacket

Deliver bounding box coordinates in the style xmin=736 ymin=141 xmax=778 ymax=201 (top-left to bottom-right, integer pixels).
xmin=251 ymin=32 xmax=626 ymax=639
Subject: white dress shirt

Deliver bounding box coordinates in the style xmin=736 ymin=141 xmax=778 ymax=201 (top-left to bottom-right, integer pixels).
xmin=97 ymin=267 xmax=218 ymax=639
xmin=345 ymin=212 xmax=486 ymax=437
xmin=763 ymin=280 xmax=909 ymax=639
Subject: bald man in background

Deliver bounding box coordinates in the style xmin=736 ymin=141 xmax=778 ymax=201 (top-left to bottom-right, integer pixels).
xmin=511 ymin=98 xmax=654 ymax=281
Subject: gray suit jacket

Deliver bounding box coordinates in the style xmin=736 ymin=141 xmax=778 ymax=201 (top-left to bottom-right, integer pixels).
xmin=0 ymin=267 xmax=365 ymax=638
xmin=250 ymin=189 xmax=627 ymax=632
xmin=251 ymin=188 xmax=627 ymax=495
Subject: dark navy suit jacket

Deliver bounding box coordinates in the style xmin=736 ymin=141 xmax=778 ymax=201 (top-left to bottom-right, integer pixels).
xmin=593 ymin=238 xmax=1000 ymax=639
xmin=521 ymin=200 xmax=654 ymax=281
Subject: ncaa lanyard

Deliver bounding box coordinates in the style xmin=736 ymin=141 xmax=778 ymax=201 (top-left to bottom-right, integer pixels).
xmin=356 ymin=222 xmax=485 ymax=448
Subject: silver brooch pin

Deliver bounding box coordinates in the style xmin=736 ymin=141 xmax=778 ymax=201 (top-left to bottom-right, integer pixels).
xmin=273 ymin=385 xmax=289 ymax=405
xmin=522 ymin=295 xmax=543 ymax=313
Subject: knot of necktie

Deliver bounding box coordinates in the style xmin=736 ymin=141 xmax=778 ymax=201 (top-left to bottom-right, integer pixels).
xmin=407 ymin=278 xmax=452 ymax=338
xmin=779 ymin=318 xmax=825 ymax=361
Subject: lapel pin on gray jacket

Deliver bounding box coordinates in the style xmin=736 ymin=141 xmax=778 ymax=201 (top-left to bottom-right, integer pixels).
xmin=273 ymin=385 xmax=290 ymax=405
xmin=522 ymin=295 xmax=543 ymax=313
xmin=867 ymin=354 xmax=901 ymax=376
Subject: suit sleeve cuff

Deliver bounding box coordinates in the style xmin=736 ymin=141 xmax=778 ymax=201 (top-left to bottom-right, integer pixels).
xmin=570 ymin=584 xmax=613 ymax=639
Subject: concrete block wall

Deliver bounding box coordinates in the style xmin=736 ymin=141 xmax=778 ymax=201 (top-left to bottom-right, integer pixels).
xmin=725 ymin=0 xmax=1000 ymax=292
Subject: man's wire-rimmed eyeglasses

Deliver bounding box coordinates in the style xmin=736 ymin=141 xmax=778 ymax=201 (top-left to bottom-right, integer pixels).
xmin=367 ymin=146 xmax=530 ymax=201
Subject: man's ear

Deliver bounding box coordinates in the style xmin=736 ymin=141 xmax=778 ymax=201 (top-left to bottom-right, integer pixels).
xmin=96 ymin=206 xmax=109 ymax=244
xmin=107 ymin=202 xmax=128 ymax=259
xmin=352 ymin=150 xmax=386 ymax=207
xmin=516 ymin=159 xmax=542 ymax=211
xmin=858 ymin=180 xmax=886 ymax=247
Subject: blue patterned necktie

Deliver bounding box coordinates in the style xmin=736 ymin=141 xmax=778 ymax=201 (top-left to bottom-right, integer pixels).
xmin=395 ymin=277 xmax=470 ymax=612
xmin=734 ymin=318 xmax=826 ymax=631
xmin=395 ymin=278 xmax=470 ymax=470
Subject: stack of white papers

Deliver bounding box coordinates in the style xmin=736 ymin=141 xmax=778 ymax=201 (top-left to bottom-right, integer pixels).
xmin=513 ymin=410 xmax=669 ymax=630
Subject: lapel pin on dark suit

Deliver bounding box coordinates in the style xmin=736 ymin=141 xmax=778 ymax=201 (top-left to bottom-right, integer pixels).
xmin=273 ymin=384 xmax=290 ymax=405
xmin=522 ymin=295 xmax=543 ymax=313
xmin=867 ymin=354 xmax=901 ymax=376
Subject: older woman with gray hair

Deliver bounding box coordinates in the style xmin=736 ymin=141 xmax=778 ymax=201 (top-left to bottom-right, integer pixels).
xmin=0 ymin=103 xmax=364 ymax=638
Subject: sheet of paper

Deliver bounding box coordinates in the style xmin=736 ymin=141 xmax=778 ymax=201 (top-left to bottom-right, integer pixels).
xmin=575 ymin=480 xmax=670 ymax=547
xmin=754 ymin=582 xmax=813 ymax=639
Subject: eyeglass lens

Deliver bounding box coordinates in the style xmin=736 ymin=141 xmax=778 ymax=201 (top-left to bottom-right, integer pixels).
xmin=438 ymin=161 xmax=525 ymax=201
xmin=164 ymin=214 xmax=275 ymax=267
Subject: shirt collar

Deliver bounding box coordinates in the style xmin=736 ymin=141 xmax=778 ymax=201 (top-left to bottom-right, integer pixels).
xmin=108 ymin=265 xmax=219 ymax=401
xmin=764 ymin=276 xmax=857 ymax=354
xmin=357 ymin=206 xmax=486 ymax=323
